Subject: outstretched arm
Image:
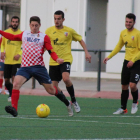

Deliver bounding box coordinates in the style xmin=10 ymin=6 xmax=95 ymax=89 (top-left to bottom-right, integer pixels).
xmin=44 ymin=35 xmax=64 ymax=64
xmin=79 ymin=39 xmax=91 ymax=63
xmin=0 ymin=30 xmax=23 ymax=41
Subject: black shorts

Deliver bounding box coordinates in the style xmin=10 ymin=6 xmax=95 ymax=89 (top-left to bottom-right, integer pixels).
xmin=49 ymin=62 xmax=71 ymax=82
xmin=4 ymin=64 xmax=21 ymax=79
xmin=121 ymin=60 xmax=140 ymax=85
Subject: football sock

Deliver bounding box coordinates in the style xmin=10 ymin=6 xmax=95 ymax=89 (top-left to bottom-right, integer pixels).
xmin=0 ymin=79 xmax=3 ymax=88
xmin=5 ymin=83 xmax=13 ymax=97
xmin=11 ymin=89 xmax=20 ymax=111
xmin=121 ymin=89 xmax=129 ymax=110
xmin=54 ymin=86 xmax=69 ymax=106
xmin=131 ymin=89 xmax=138 ymax=103
xmin=66 ymin=85 xmax=76 ymax=103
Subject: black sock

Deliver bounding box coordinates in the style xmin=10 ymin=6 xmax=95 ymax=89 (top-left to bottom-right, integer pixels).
xmin=55 ymin=91 xmax=69 ymax=106
xmin=121 ymin=89 xmax=129 ymax=110
xmin=5 ymin=83 xmax=13 ymax=97
xmin=66 ymin=85 xmax=76 ymax=103
xmin=131 ymin=89 xmax=138 ymax=103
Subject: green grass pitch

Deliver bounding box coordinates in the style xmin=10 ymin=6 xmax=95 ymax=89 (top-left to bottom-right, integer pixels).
xmin=0 ymin=94 xmax=140 ymax=140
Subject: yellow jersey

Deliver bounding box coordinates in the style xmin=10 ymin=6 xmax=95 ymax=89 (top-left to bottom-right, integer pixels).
xmin=45 ymin=26 xmax=82 ymax=65
xmin=1 ymin=28 xmax=22 ymax=64
xmin=107 ymin=28 xmax=140 ymax=63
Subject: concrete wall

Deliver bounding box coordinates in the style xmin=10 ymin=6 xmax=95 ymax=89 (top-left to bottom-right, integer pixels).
xmin=20 ymin=0 xmax=140 ymax=77
xmin=20 ymin=0 xmax=87 ymax=72
xmin=105 ymin=0 xmax=140 ymax=73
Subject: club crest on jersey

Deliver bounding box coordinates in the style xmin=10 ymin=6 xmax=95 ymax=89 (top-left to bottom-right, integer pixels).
xmin=37 ymin=34 xmax=40 ymax=37
xmin=64 ymin=32 xmax=68 ymax=37
xmin=132 ymin=36 xmax=134 ymax=40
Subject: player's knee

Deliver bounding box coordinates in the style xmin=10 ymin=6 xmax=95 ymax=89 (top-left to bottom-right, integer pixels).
xmin=63 ymin=77 xmax=70 ymax=84
xmin=47 ymin=87 xmax=55 ymax=95
xmin=129 ymin=83 xmax=137 ymax=91
xmin=13 ymin=81 xmax=20 ymax=89
xmin=5 ymin=79 xmax=10 ymax=84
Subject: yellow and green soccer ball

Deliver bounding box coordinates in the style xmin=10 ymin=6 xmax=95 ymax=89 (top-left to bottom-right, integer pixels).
xmin=36 ymin=104 xmax=50 ymax=118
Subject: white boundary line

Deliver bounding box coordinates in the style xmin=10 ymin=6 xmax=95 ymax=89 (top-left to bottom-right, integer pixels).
xmin=3 ymin=138 xmax=140 ymax=140
xmin=1 ymin=115 xmax=140 ymax=118
xmin=0 ymin=115 xmax=140 ymax=126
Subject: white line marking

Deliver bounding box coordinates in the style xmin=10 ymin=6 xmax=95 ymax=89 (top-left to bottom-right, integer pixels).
xmin=0 ymin=115 xmax=140 ymax=126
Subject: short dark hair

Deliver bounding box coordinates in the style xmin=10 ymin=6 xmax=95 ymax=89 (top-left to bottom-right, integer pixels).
xmin=54 ymin=10 xmax=64 ymax=19
xmin=30 ymin=16 xmax=41 ymax=24
xmin=126 ymin=13 xmax=136 ymax=22
xmin=11 ymin=16 xmax=20 ymax=23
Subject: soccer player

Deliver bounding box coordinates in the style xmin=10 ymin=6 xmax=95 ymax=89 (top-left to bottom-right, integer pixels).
xmin=0 ymin=16 xmax=73 ymax=117
xmin=1 ymin=16 xmax=22 ymax=102
xmin=45 ymin=10 xmax=91 ymax=114
xmin=103 ymin=13 xmax=140 ymax=114
xmin=0 ymin=36 xmax=9 ymax=95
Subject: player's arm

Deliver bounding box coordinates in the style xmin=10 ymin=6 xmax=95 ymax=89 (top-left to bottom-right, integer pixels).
xmin=79 ymin=39 xmax=91 ymax=63
xmin=0 ymin=30 xmax=23 ymax=41
xmin=71 ymin=29 xmax=91 ymax=63
xmin=44 ymin=35 xmax=64 ymax=64
xmin=103 ymin=33 xmax=124 ymax=64
xmin=1 ymin=37 xmax=5 ymax=60
xmin=131 ymin=33 xmax=140 ymax=63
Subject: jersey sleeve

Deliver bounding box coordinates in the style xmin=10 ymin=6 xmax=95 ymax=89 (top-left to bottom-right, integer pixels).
xmin=1 ymin=37 xmax=5 ymax=52
xmin=0 ymin=30 xmax=23 ymax=41
xmin=131 ymin=32 xmax=140 ymax=62
xmin=44 ymin=35 xmax=53 ymax=50
xmin=71 ymin=29 xmax=82 ymax=41
xmin=44 ymin=35 xmax=58 ymax=61
xmin=107 ymin=32 xmax=124 ymax=59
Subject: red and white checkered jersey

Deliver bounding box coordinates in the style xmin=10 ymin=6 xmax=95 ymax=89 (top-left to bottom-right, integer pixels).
xmin=20 ymin=30 xmax=52 ymax=67
xmin=0 ymin=30 xmax=58 ymax=67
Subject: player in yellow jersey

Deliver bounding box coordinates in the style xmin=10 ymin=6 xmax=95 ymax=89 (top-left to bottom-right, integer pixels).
xmin=1 ymin=16 xmax=22 ymax=102
xmin=103 ymin=13 xmax=140 ymax=114
xmin=45 ymin=10 xmax=91 ymax=116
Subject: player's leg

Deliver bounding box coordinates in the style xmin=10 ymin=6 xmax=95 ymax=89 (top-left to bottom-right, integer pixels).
xmin=5 ymin=67 xmax=30 ymax=117
xmin=4 ymin=64 xmax=13 ymax=101
xmin=129 ymin=61 xmax=140 ymax=114
xmin=0 ymin=62 xmax=4 ymax=93
xmin=35 ymin=65 xmax=73 ymax=116
xmin=11 ymin=64 xmax=21 ymax=83
xmin=113 ymin=60 xmax=129 ymax=114
xmin=49 ymin=65 xmax=70 ymax=106
xmin=42 ymin=83 xmax=73 ymax=116
xmin=61 ymin=62 xmax=80 ymax=113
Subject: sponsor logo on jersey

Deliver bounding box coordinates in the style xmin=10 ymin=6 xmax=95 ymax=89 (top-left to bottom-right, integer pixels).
xmin=53 ymin=31 xmax=56 ymax=34
xmin=27 ymin=37 xmax=40 ymax=43
xmin=53 ymin=38 xmax=66 ymax=45
xmin=37 ymin=34 xmax=40 ymax=37
xmin=7 ymin=40 xmax=16 ymax=46
xmin=64 ymin=32 xmax=68 ymax=37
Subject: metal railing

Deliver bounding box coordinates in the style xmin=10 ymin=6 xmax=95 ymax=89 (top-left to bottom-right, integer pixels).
xmin=71 ymin=49 xmax=125 ymax=91
xmin=32 ymin=49 xmax=125 ymax=92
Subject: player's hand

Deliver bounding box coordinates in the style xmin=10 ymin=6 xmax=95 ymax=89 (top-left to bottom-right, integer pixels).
xmin=103 ymin=58 xmax=109 ymax=64
xmin=85 ymin=52 xmax=91 ymax=63
xmin=1 ymin=52 xmax=5 ymax=60
xmin=56 ymin=58 xmax=64 ymax=64
xmin=127 ymin=61 xmax=134 ymax=68
xmin=14 ymin=54 xmax=20 ymax=61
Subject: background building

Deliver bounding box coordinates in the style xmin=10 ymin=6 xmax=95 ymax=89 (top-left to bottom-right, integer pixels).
xmin=1 ymin=0 xmax=140 ymax=78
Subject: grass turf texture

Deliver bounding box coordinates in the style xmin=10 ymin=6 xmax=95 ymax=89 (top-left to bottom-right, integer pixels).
xmin=0 ymin=94 xmax=140 ymax=139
